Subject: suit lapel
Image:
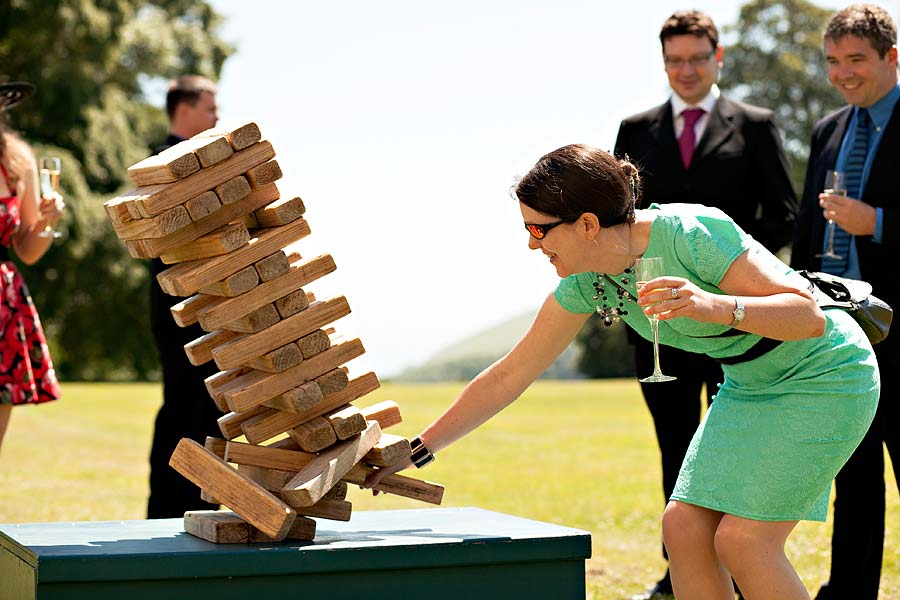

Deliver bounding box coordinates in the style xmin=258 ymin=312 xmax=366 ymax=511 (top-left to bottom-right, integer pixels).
xmin=863 ymin=101 xmax=900 ymax=203
xmin=692 ymin=97 xmax=735 ymax=165
xmin=647 ymin=100 xmax=684 ymax=170
xmin=820 ymin=107 xmax=852 ymax=178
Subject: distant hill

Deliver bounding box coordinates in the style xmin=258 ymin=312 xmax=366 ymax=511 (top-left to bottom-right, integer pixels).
xmin=394 ymin=308 xmax=584 ymax=381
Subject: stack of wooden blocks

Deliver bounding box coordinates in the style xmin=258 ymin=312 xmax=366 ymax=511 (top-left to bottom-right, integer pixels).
xmin=103 ymin=123 xmax=444 ymax=544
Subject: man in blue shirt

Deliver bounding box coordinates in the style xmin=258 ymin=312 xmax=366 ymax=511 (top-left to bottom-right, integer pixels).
xmin=790 ymin=5 xmax=900 ymax=598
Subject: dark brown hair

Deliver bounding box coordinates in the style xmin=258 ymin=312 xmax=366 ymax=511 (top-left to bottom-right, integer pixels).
xmin=825 ymin=4 xmax=897 ymax=57
xmin=165 ymin=74 xmax=217 ymax=119
xmin=513 ymin=144 xmax=640 ymax=227
xmin=659 ymin=10 xmax=719 ymax=49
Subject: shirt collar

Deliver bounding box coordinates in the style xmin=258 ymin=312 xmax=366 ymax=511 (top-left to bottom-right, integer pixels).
xmin=671 ymin=84 xmax=720 ymax=118
xmin=860 ymin=82 xmax=900 ymax=130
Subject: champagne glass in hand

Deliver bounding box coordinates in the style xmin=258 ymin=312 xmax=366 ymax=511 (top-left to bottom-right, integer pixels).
xmin=635 ymin=257 xmax=677 ymax=383
xmin=38 ymin=156 xmax=62 ymax=239
xmin=816 ymin=170 xmax=845 ymax=260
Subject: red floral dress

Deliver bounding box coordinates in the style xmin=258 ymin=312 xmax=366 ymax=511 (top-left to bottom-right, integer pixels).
xmin=0 ymin=163 xmax=61 ymax=405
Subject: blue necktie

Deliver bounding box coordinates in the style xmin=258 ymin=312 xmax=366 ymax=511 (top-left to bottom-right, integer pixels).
xmin=822 ymin=109 xmax=869 ymax=274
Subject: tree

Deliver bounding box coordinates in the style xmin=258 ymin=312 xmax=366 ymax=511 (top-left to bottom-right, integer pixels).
xmin=720 ymin=0 xmax=841 ymax=190
xmin=0 ymin=1 xmax=233 ymax=379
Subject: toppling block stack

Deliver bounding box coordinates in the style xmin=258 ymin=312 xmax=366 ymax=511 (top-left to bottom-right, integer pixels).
xmin=104 ymin=123 xmax=444 ymax=543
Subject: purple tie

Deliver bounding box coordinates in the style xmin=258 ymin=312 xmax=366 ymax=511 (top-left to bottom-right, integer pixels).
xmin=678 ymin=108 xmax=705 ymax=169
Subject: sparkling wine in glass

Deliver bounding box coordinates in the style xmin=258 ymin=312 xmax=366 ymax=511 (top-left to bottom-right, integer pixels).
xmin=38 ymin=156 xmax=62 ymax=239
xmin=635 ymin=257 xmax=677 ymax=383
xmin=817 ymin=170 xmax=846 ymax=260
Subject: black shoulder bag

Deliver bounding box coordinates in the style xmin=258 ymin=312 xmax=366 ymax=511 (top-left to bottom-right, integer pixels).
xmin=796 ymin=270 xmax=892 ymax=345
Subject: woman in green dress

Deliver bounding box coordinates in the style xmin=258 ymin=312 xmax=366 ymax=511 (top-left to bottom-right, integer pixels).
xmin=364 ymin=144 xmax=879 ymax=599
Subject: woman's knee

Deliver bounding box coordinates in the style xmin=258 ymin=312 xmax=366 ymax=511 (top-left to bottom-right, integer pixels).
xmin=662 ymin=501 xmax=715 ymax=553
xmin=714 ymin=517 xmax=791 ymax=570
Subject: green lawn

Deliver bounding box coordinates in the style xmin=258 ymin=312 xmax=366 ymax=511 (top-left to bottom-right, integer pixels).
xmin=0 ymin=381 xmax=896 ymax=599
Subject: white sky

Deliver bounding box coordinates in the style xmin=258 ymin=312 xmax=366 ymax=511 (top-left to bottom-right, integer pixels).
xmin=204 ymin=0 xmax=867 ymax=376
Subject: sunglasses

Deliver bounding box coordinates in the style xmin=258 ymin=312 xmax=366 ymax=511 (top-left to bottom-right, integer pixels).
xmin=524 ymin=217 xmax=579 ymax=240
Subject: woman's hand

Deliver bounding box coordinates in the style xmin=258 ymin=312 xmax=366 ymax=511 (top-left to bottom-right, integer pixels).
xmin=637 ymin=276 xmax=732 ymax=326
xmin=360 ymin=455 xmax=414 ymax=494
xmin=38 ymin=191 xmax=65 ymax=230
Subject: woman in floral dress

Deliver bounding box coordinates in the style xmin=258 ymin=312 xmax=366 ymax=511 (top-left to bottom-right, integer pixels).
xmin=0 ymin=81 xmax=64 ymax=455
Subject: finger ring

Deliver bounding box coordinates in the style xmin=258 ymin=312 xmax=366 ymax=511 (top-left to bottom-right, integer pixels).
xmin=670 ymin=288 xmax=678 ymax=299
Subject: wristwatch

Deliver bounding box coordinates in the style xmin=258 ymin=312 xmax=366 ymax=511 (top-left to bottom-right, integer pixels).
xmin=729 ymin=297 xmax=746 ymax=327
xmin=409 ymin=436 xmax=435 ymax=469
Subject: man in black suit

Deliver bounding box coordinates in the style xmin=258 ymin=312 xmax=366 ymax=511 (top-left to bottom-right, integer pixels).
xmin=147 ymin=74 xmax=222 ymax=518
xmin=790 ymin=5 xmax=899 ymax=599
xmin=612 ymin=11 xmax=797 ymax=600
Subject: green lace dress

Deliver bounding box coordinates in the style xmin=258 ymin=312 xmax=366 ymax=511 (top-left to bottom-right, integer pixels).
xmin=554 ymin=204 xmax=879 ymax=521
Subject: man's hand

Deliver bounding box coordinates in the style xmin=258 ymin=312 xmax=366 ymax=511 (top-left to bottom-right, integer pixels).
xmin=819 ymin=192 xmax=876 ymax=236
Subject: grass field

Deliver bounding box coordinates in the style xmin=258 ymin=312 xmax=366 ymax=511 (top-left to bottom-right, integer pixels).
xmin=0 ymin=380 xmax=896 ymax=599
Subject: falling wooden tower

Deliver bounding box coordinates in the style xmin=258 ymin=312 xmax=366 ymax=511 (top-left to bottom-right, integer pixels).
xmin=104 ymin=123 xmax=443 ymax=543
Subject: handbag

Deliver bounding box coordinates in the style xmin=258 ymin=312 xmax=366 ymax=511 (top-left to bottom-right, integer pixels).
xmin=796 ymin=270 xmax=893 ymax=344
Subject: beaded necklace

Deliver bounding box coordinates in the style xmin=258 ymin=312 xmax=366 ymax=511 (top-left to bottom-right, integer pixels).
xmin=592 ymin=268 xmax=636 ymax=326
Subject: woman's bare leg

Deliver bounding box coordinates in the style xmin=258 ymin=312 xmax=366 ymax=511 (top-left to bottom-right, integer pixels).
xmin=715 ymin=515 xmax=808 ymax=600
xmin=0 ymin=404 xmax=12 ymax=456
xmin=662 ymin=500 xmax=734 ymax=599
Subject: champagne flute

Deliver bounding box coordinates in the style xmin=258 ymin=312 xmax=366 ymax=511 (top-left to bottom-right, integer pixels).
xmin=816 ymin=170 xmax=846 ymax=260
xmin=635 ymin=257 xmax=677 ymax=383
xmin=38 ymin=156 xmax=62 ymax=239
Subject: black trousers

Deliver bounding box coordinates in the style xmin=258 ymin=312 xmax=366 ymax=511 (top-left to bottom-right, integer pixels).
xmin=819 ymin=336 xmax=900 ymax=600
xmin=633 ymin=337 xmax=724 ymax=562
xmin=146 ymin=258 xmax=222 ymax=518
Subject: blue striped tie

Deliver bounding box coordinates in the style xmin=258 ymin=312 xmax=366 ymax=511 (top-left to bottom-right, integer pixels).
xmin=822 ymin=109 xmax=869 ymax=274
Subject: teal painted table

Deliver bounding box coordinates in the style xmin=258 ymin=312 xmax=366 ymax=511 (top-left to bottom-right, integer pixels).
xmin=0 ymin=507 xmax=591 ymax=599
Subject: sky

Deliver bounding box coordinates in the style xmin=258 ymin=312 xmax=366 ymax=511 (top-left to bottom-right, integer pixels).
xmin=201 ymin=0 xmax=870 ymax=377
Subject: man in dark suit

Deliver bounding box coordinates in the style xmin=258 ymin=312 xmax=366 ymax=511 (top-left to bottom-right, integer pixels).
xmin=790 ymin=5 xmax=899 ymax=599
xmin=612 ymin=11 xmax=797 ymax=600
xmin=147 ymin=74 xmax=222 ymax=518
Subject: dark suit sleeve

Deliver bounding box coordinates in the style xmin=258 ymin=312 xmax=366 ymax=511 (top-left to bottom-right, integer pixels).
xmin=749 ymin=114 xmax=797 ymax=251
xmin=790 ymin=123 xmax=826 ymax=270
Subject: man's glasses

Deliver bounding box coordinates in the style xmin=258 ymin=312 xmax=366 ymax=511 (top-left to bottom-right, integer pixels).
xmin=524 ymin=217 xmax=579 ymax=240
xmin=664 ymin=50 xmax=716 ymax=70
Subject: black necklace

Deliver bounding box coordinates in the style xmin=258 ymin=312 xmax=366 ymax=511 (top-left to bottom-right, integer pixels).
xmin=592 ymin=267 xmax=635 ymax=326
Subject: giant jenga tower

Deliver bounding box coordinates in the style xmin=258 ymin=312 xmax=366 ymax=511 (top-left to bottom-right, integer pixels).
xmin=103 ymin=123 xmax=443 ymax=543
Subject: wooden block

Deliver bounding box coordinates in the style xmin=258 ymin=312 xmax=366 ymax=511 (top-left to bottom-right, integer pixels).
xmin=217 ymin=405 xmax=270 ymax=440
xmin=241 ymin=372 xmax=380 ymax=445
xmin=263 ymin=380 xmax=322 ymax=413
xmin=275 ymin=289 xmax=309 ymax=319
xmin=325 ymin=404 xmax=366 ymax=440
xmin=124 ymin=184 xmax=280 ymax=260
xmin=194 ymin=122 xmax=261 ymax=151
xmin=184 ymin=510 xmax=248 ymax=543
xmin=196 ymin=254 xmax=336 ymax=331
xmin=282 ymin=421 xmax=382 ymax=507
xmin=225 ymin=440 xmax=315 ymax=472
xmin=250 ymin=515 xmax=316 ymax=542
xmin=212 ymin=296 xmax=351 ymax=372
xmin=291 ymin=499 xmax=351 ymax=522
xmin=238 ymin=212 xmax=259 ymax=229
xmin=185 ymin=191 xmax=222 ymax=221
xmin=246 ymin=160 xmax=282 ymax=189
xmin=364 ymin=433 xmax=412 ymax=467
xmin=267 ymin=437 xmax=300 ymax=450
xmin=171 ymin=294 xmax=221 ymax=328
xmin=288 ymin=416 xmax=337 ymax=452
xmin=221 ymin=303 xmax=280 ymax=334
xmin=316 ymin=368 xmax=349 ymax=397
xmin=238 ymin=464 xmax=294 ymax=491
xmin=215 ymin=175 xmax=251 ymax=205
xmin=254 ymin=251 xmax=290 ymax=282
xmin=123 ymin=141 xmax=276 ymax=218
xmin=111 ymin=205 xmax=192 ymax=240
xmin=224 ymin=338 xmax=364 ymax=413
xmin=169 ymin=438 xmax=296 ymax=540
xmin=298 ymin=329 xmax=331 ymax=358
xmin=127 ymin=148 xmax=200 ymax=187
xmin=205 ymin=366 xmax=253 ymax=411
xmin=192 ymin=136 xmax=234 ymax=168
xmin=160 ymin=223 xmax=251 ymax=264
xmin=201 ymin=437 xmax=228 ymax=503
xmin=361 ymin=400 xmax=403 ymax=430
xmin=244 ymin=342 xmax=303 ymax=374
xmin=104 ymin=196 xmax=136 ymax=224
xmin=157 ymin=218 xmax=311 ymax=296
xmin=184 ymin=329 xmax=242 ymax=366
xmin=344 ymin=464 xmax=444 ymax=505
xmin=254 ymin=196 xmax=306 ymax=227
xmin=324 ymin=480 xmax=348 ymax=501
xmin=199 ymin=265 xmax=260 ymax=297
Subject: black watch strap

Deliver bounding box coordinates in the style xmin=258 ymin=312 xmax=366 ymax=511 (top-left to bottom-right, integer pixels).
xmin=409 ymin=436 xmax=435 ymax=469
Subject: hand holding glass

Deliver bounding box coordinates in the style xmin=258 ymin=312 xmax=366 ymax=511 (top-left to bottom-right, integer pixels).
xmin=816 ymin=170 xmax=846 ymax=260
xmin=635 ymin=257 xmax=677 ymax=383
xmin=38 ymin=157 xmax=62 ymax=239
